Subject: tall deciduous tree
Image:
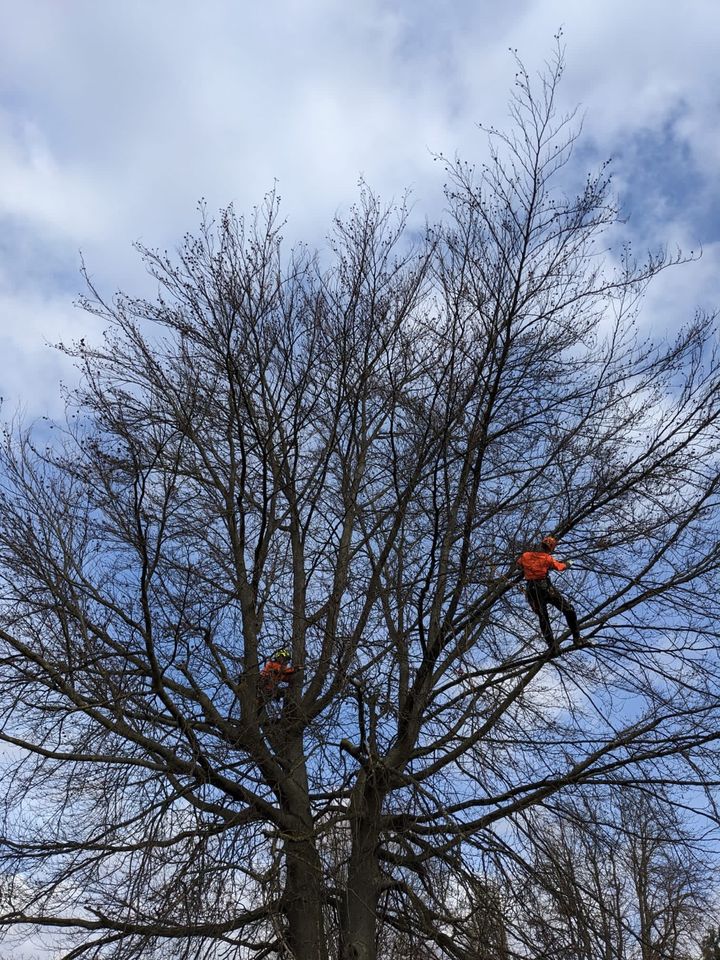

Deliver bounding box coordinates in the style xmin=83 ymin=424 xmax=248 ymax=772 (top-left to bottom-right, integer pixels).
xmin=1 ymin=49 xmax=720 ymax=959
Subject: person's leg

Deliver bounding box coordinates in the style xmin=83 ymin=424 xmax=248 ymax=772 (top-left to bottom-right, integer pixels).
xmin=527 ymin=581 xmax=556 ymax=648
xmin=546 ymin=584 xmax=581 ymax=642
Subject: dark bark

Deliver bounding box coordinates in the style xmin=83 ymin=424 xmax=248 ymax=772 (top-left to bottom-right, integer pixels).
xmin=285 ymin=834 xmax=328 ymax=960
xmin=280 ymin=727 xmax=329 ymax=960
xmin=340 ymin=768 xmax=386 ymax=960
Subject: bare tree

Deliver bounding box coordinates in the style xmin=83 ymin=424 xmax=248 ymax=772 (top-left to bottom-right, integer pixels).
xmin=1 ymin=46 xmax=720 ymax=959
xmin=514 ymin=790 xmax=712 ymax=960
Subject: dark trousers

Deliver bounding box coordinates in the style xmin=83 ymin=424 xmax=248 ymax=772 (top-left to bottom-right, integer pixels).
xmin=525 ymin=578 xmax=580 ymax=648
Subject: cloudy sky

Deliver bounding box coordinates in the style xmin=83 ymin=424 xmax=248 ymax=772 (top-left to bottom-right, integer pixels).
xmin=0 ymin=5 xmax=718 ymax=955
xmin=1 ymin=0 xmax=719 ymax=421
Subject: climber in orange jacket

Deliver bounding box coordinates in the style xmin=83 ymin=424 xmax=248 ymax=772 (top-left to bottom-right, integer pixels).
xmin=516 ymin=535 xmax=581 ymax=649
xmin=259 ymin=648 xmax=298 ymax=700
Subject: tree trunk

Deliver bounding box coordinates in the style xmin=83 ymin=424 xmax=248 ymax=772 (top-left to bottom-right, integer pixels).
xmin=279 ymin=726 xmax=328 ymax=960
xmin=284 ymin=833 xmax=328 ymax=960
xmin=340 ymin=770 xmax=383 ymax=960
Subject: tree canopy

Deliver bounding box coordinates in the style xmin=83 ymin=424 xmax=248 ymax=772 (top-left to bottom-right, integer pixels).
xmin=0 ymin=50 xmax=719 ymax=960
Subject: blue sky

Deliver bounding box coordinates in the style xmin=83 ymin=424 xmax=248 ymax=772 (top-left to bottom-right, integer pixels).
xmin=1 ymin=0 xmax=719 ymax=420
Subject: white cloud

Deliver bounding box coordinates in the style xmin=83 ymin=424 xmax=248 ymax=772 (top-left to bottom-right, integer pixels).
xmin=0 ymin=287 xmax=91 ymax=418
xmin=0 ymin=0 xmax=718 ymax=417
xmin=0 ymin=111 xmax=119 ymax=242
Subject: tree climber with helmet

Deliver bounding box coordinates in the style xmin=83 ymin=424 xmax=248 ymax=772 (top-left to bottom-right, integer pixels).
xmin=516 ymin=535 xmax=581 ymax=649
xmin=259 ymin=648 xmax=299 ymax=701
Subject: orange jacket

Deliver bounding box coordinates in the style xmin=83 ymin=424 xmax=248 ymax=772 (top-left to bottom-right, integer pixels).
xmin=517 ymin=550 xmax=567 ymax=581
xmin=260 ymin=660 xmax=297 ymax=691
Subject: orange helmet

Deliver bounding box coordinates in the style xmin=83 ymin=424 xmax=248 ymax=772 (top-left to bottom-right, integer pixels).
xmin=541 ymin=535 xmax=558 ymax=551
